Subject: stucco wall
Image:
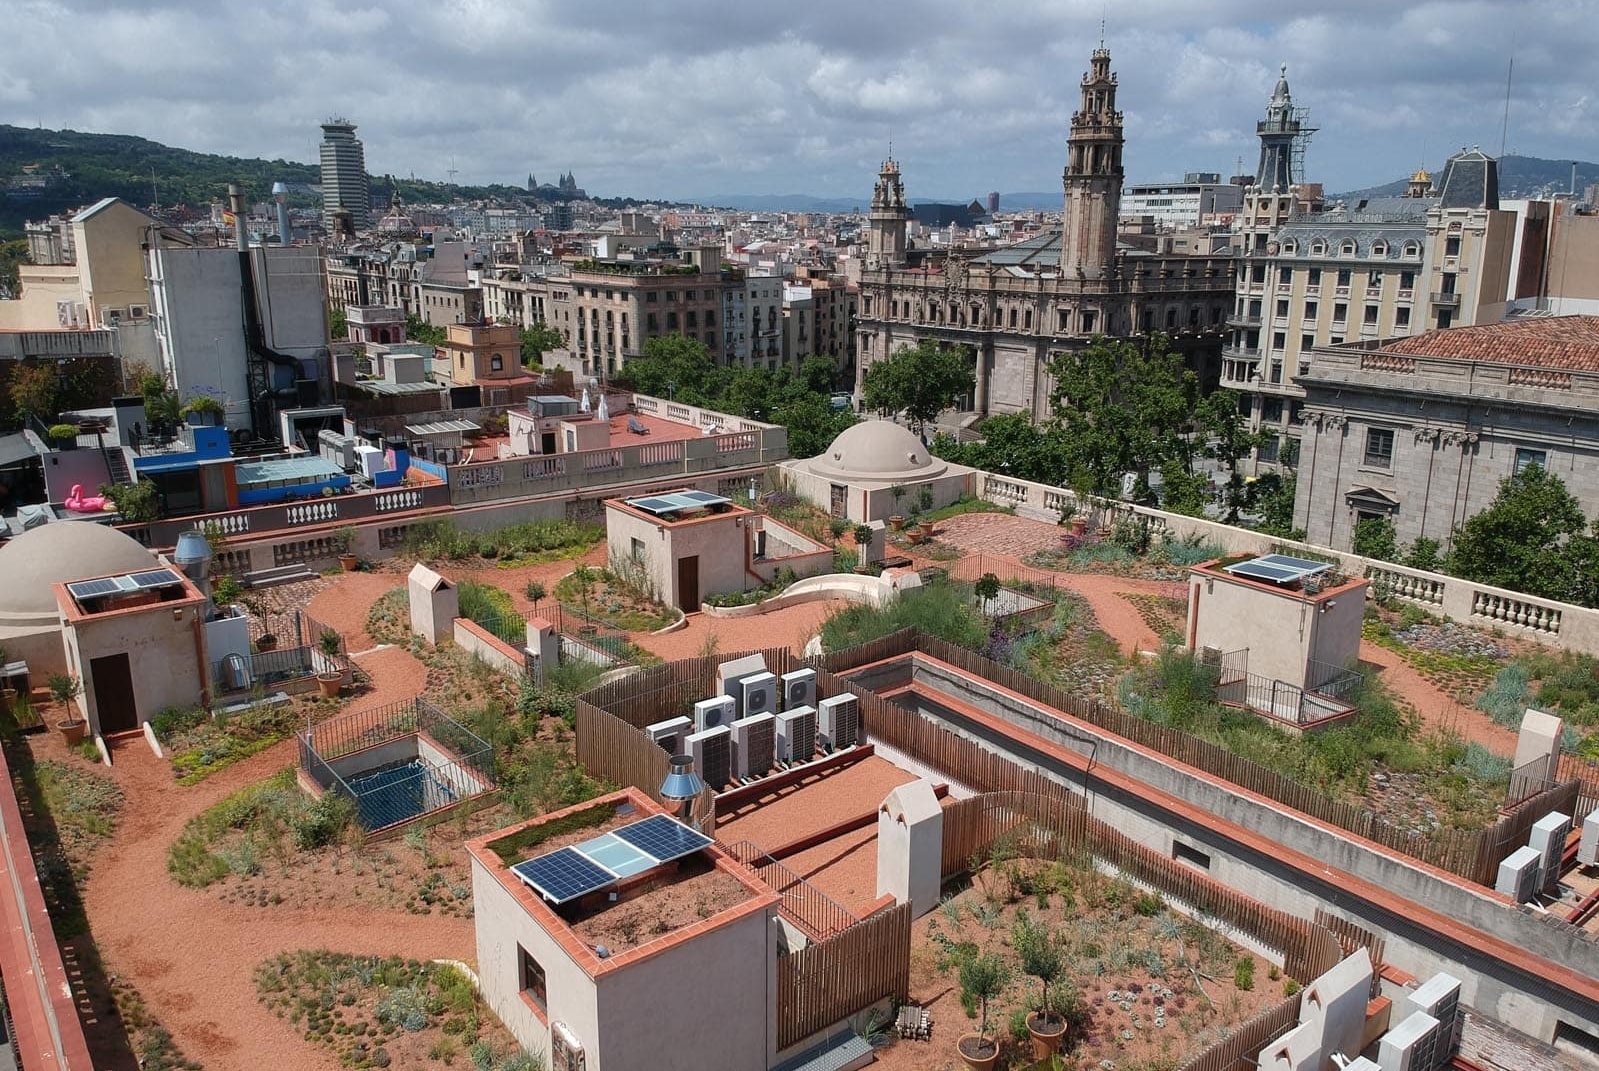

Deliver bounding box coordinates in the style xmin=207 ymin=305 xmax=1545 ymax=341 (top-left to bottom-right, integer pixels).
xmin=70 ymin=602 xmax=206 ymax=734
xmin=1190 ymin=574 xmax=1313 ymax=687
xmin=606 ymin=505 xmax=751 ymax=609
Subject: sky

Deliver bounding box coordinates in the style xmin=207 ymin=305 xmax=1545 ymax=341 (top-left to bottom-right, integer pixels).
xmin=3 ymin=0 xmax=1597 ymax=202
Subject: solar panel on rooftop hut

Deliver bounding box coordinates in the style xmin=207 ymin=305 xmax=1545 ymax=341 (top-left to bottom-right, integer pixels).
xmin=511 ymin=846 xmax=615 ymax=904
xmin=612 ymin=814 xmax=713 ymax=863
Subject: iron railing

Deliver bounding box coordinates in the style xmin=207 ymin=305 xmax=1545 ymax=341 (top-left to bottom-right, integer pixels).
xmin=719 ymin=839 xmax=857 ymax=940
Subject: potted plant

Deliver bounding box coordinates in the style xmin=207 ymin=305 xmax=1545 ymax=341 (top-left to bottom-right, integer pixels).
xmin=180 ymin=395 xmax=226 ymax=426
xmin=571 ymin=566 xmax=598 ymax=633
xmin=957 ymin=952 xmax=1009 ymax=1071
xmin=211 ymin=573 xmax=243 ymax=609
xmin=48 ymin=424 xmax=80 ymax=450
xmin=916 ymin=487 xmax=937 ymax=539
xmin=48 ymin=674 xmax=86 ymax=745
xmin=853 ymin=523 xmax=875 ymax=572
xmin=332 ymin=526 xmax=359 ymax=571
xmin=316 ymin=629 xmax=344 ymax=698
xmin=888 ymin=484 xmax=908 ymax=530
xmin=243 ymin=595 xmax=276 ymax=651
xmin=1014 ymin=911 xmax=1069 ymax=1059
xmin=524 ymin=580 xmax=546 ymax=614
xmin=974 ymin=572 xmax=1001 ymax=620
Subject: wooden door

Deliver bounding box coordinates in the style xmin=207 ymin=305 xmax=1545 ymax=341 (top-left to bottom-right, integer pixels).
xmin=676 ymin=555 xmax=699 ymax=613
xmin=89 ymin=653 xmax=137 ymax=735
xmin=829 ymin=483 xmax=847 ymax=518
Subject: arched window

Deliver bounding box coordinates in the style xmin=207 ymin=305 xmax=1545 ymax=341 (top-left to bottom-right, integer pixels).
xmin=1311 ymin=240 xmax=1327 ymax=256
xmin=1280 ymin=239 xmax=1297 ymax=255
xmin=1339 ymin=239 xmax=1357 ymax=256
xmin=1370 ymin=240 xmax=1388 ymax=257
xmin=1402 ymin=240 xmax=1421 ymax=258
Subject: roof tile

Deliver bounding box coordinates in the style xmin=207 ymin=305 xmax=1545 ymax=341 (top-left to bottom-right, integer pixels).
xmin=1380 ymin=315 xmax=1599 ymax=372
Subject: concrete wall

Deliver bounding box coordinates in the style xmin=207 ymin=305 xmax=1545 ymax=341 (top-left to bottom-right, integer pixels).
xmin=606 ymin=505 xmax=751 ymax=609
xmin=453 ymin=618 xmax=527 ymax=677
xmin=471 ymin=855 xmax=600 ymax=1064
xmin=893 ymin=656 xmax=1599 ymax=1044
xmin=778 ymin=463 xmax=970 ymax=524
xmin=75 ymin=201 xmax=154 ymax=328
xmin=148 ymin=246 xmax=252 ymax=426
xmin=67 ymin=599 xmax=207 ymax=734
xmin=591 ymin=906 xmax=776 ymax=1071
xmin=41 ymin=449 xmax=111 ymax=505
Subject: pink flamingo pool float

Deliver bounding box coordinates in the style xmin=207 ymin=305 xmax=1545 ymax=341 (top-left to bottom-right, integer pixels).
xmin=63 ymin=484 xmax=113 ymax=513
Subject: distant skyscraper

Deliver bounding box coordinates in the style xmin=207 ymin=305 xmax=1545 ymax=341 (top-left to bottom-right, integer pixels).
xmin=319 ymin=119 xmax=370 ymax=233
xmin=987 ymin=191 xmax=1000 ymax=214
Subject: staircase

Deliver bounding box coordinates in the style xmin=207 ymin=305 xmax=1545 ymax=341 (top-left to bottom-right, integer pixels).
xmin=100 ymin=443 xmax=131 ymax=486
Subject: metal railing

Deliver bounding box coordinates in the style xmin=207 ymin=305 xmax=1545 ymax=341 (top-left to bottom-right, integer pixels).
xmin=1305 ymin=658 xmax=1363 ymax=703
xmin=211 ymin=645 xmax=325 ymax=693
xmin=719 ymin=839 xmax=857 ymax=940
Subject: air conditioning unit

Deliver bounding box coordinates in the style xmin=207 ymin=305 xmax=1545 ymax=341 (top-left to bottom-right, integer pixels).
xmin=780 ymin=668 xmax=816 ymax=711
xmin=740 ymin=671 xmax=776 ymax=719
xmin=1494 ymin=845 xmax=1543 ymax=904
xmin=1377 ymin=1011 xmax=1441 ymax=1071
xmin=1528 ymin=810 xmax=1572 ymax=892
xmin=685 ymin=725 xmax=732 ymax=791
xmin=1580 ymin=807 xmax=1599 ymax=867
xmin=693 ymin=695 xmax=736 ymax=734
xmin=551 ymin=1021 xmax=586 ymax=1071
xmin=818 ymin=692 xmax=860 ymax=751
xmin=646 ymin=715 xmax=692 ymax=754
xmin=731 ymin=713 xmax=776 ymax=780
xmin=128 ymin=304 xmax=147 ymax=319
xmin=1406 ymin=973 xmax=1461 ymax=1063
xmin=777 ymin=706 xmax=816 ymax=765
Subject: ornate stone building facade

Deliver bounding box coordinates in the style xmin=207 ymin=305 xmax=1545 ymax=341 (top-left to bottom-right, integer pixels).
xmin=853 ymin=47 xmax=1235 ymax=418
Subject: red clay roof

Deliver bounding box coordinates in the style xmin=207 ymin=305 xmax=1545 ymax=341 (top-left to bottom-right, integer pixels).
xmin=1380 ymin=315 xmax=1599 ymax=371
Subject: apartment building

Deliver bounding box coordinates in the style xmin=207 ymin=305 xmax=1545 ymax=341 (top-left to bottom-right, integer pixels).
xmin=553 ymin=253 xmax=731 ymax=380
xmin=1122 ymin=172 xmax=1246 ymax=229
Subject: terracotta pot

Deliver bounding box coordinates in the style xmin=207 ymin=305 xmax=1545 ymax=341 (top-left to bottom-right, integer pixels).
xmin=256 ymin=634 xmax=278 ymax=652
xmin=889 ymin=515 xmax=906 ymax=531
xmin=56 ymin=719 xmax=88 ymax=746
xmin=338 ymin=554 xmax=359 ymax=571
xmin=906 ymin=529 xmax=926 ymax=545
xmin=918 ymin=521 xmax=935 ymax=538
xmin=956 ymin=1033 xmax=999 ymax=1071
xmin=1026 ymin=1012 xmax=1067 ymax=1061
xmin=316 ymin=671 xmax=343 ymax=699
xmin=1069 ymin=517 xmax=1087 ymax=536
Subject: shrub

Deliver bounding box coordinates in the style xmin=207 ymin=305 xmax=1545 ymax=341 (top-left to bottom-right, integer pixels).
xmin=820 ymin=582 xmax=987 ymax=652
xmin=1234 ymin=957 xmax=1255 ymax=991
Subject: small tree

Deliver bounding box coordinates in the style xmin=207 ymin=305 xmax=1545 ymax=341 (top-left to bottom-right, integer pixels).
xmin=99 ymin=479 xmax=159 ymax=522
xmin=524 ymin=580 xmax=546 ymax=611
xmin=571 ymin=565 xmax=596 ymax=621
xmin=47 ymin=674 xmax=82 ymax=718
xmin=1013 ymin=910 xmax=1067 ymax=1029
xmin=853 ymin=523 xmax=874 ymax=549
xmin=331 ymin=526 xmax=357 ymax=555
xmin=318 ymin=628 xmax=343 ymax=660
xmin=958 ymin=952 xmax=1010 ymax=1047
xmin=1352 ymin=516 xmax=1398 ymax=562
xmin=974 ymin=572 xmax=1001 ymax=618
xmin=212 ymin=574 xmax=243 ymax=607
xmin=1446 ymin=464 xmax=1587 ymax=600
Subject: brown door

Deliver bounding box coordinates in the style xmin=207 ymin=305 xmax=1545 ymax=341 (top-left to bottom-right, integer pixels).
xmin=676 ymin=555 xmax=699 ymax=613
xmin=89 ymin=653 xmax=137 ymax=734
xmin=541 ymin=432 xmax=557 ymax=454
xmin=829 ymin=483 xmax=847 ymax=518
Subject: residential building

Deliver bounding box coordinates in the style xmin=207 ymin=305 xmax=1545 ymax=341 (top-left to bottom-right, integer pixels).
xmin=440 ymin=322 xmax=523 ymax=387
xmin=1292 ymin=316 xmax=1599 ymax=552
xmin=555 ymin=255 xmax=731 ymax=380
xmin=319 ymin=119 xmax=370 ymax=232
xmin=1121 ymin=173 xmax=1246 ymax=229
xmin=1221 ymin=67 xmax=1515 ymax=469
xmin=854 ymin=47 xmax=1234 ymax=418
xmin=782 ymin=284 xmax=813 ymax=366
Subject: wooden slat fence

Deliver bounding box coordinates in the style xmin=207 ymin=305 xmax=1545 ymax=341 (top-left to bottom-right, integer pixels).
xmin=775 ymin=901 xmax=911 ymax=1051
xmin=1314 ymin=908 xmax=1386 ymax=995
xmin=1557 ymin=753 xmax=1599 ymax=818
xmin=574 ymin=698 xmax=717 ymax=833
xmin=580 ymin=647 xmax=800 ymax=730
xmin=1178 ymin=992 xmax=1303 ymax=1071
xmin=820 ymin=629 xmax=1581 ymax=886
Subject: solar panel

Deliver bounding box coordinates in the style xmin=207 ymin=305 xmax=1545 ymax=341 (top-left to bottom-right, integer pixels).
xmin=1223 ymin=553 xmax=1332 ymax=586
xmin=575 ymin=833 xmax=656 ymax=879
xmin=128 ymin=568 xmax=184 ymax=590
xmin=66 ymin=577 xmax=123 ymax=600
xmin=1254 ymin=553 xmax=1333 ymax=574
xmin=1224 ymin=561 xmax=1299 ymax=583
xmin=613 ymin=814 xmax=713 ymax=863
xmin=511 ymin=847 xmax=615 ymax=904
xmin=676 ymin=490 xmax=729 ymax=506
xmin=627 ymin=496 xmax=678 ymax=515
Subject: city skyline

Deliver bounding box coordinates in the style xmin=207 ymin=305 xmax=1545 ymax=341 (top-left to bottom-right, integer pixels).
xmin=3 ymin=0 xmax=1597 ymax=202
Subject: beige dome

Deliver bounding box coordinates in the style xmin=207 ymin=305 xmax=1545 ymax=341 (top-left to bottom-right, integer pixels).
xmin=0 ymin=522 xmax=158 ymax=619
xmin=805 ymin=420 xmax=947 ymax=483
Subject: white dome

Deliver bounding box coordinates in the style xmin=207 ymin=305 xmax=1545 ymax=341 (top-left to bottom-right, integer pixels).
xmin=0 ymin=522 xmax=158 ymax=618
xmin=804 ymin=420 xmax=947 ymax=483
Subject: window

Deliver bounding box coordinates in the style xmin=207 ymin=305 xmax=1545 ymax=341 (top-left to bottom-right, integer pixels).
xmin=1444 ymin=235 xmax=1461 ymax=257
xmin=1395 ymin=307 xmax=1411 ymax=327
xmin=1340 ymin=239 xmax=1356 ymax=256
xmin=1371 ymin=241 xmax=1388 ymax=257
xmin=1337 ymin=269 xmax=1352 ymax=287
xmin=1514 ymin=448 xmax=1547 ymax=475
xmin=1311 ymin=240 xmax=1326 ymax=256
xmin=1262 ymin=398 xmax=1284 ymax=423
xmin=1364 ymin=305 xmax=1379 ymax=325
xmin=1308 ymin=268 xmax=1322 ymax=286
xmin=647 ymin=313 xmax=659 ymax=331
xmin=1009 ymin=308 xmax=1018 ymax=328
xmin=1251 ymin=265 xmax=1266 ymax=284
xmin=646 ymin=291 xmax=658 ymax=303
xmin=490 ymin=354 xmax=504 ymax=371
xmin=1333 ymin=302 xmax=1348 ymax=323
xmin=1302 ymin=333 xmax=1314 ymax=352
xmin=1403 ymin=241 xmax=1421 ymax=258
xmin=1400 ymin=271 xmax=1415 ymax=290
xmin=1305 ymin=300 xmax=1318 ymax=319
xmin=686 ymin=311 xmax=698 ymax=328
xmin=666 ymin=291 xmax=678 ymax=302
xmin=1281 ymin=239 xmax=1297 ymax=255
xmin=1368 ymin=271 xmax=1383 ymax=289
xmin=1248 ymin=299 xmax=1262 ymax=318
xmin=630 ymin=537 xmax=645 ymax=561
xmin=1172 ymin=841 xmax=1211 ymax=870
xmin=1082 ymin=310 xmax=1097 ymax=333
xmin=519 ymin=947 xmax=547 ymax=1012
xmin=686 ymin=290 xmax=697 ymax=301
xmin=1276 ymin=299 xmax=1289 ymax=317
xmin=1279 ymin=266 xmax=1294 ymax=283
xmin=1272 ymin=331 xmax=1286 ymax=351
xmin=666 ymin=312 xmax=678 ymax=329
xmin=1363 ymin=428 xmax=1395 ymax=468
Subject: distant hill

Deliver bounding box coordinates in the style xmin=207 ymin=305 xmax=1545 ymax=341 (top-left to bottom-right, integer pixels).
xmin=701 ymin=193 xmax=866 ymax=214
xmin=0 ymin=124 xmax=578 ymax=234
xmin=1331 ymin=154 xmax=1599 ymax=202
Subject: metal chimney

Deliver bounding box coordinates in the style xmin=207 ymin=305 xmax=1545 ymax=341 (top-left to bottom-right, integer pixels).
xmin=227 ymin=184 xmax=249 ymax=252
xmin=272 ymin=181 xmax=292 ymax=244
xmin=173 ymin=528 xmax=213 ymax=601
xmin=659 ymin=754 xmax=706 ymax=830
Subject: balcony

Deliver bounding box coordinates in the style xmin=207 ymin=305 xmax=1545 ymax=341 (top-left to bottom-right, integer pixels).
xmin=1334 ymin=286 xmax=1351 ymax=298
xmin=1220 ymin=359 xmax=1260 ymax=388
xmin=1228 ymin=314 xmax=1262 ymax=328
xmin=1430 ymin=291 xmax=1460 ymax=307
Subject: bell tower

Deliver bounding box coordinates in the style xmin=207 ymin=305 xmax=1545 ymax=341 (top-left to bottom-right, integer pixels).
xmin=1255 ymin=64 xmax=1300 ymax=192
xmin=1061 ymin=47 xmax=1123 ymax=279
xmin=866 ymin=157 xmax=911 ymax=270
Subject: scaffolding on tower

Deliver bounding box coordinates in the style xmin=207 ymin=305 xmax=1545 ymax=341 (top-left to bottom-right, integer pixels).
xmin=1291 ymin=107 xmax=1319 ymax=187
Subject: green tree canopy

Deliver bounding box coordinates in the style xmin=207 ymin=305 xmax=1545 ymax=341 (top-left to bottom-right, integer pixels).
xmin=861 ymin=340 xmax=975 ymax=434
xmin=520 ymin=323 xmax=565 ymax=366
xmin=404 ymin=314 xmax=446 ymax=347
xmin=1446 ymin=465 xmax=1587 ymax=600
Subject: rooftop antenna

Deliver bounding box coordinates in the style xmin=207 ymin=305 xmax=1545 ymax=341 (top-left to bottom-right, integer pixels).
xmin=1499 ymin=47 xmax=1515 ymax=158
xmin=447 ymin=156 xmax=458 ymax=185
xmin=1099 ymin=4 xmax=1106 ymax=48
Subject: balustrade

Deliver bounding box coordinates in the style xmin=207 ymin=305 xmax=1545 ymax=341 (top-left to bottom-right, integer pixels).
xmin=1471 ymin=592 xmax=1562 ymax=636
xmin=285 ymin=500 xmax=341 ymax=526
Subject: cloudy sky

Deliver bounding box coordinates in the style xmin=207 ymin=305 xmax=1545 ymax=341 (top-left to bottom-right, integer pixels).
xmin=4 ymin=0 xmax=1596 ymax=201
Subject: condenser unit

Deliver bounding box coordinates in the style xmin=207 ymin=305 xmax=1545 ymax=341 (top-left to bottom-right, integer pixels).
xmin=645 ymin=716 xmax=692 ymax=754
xmin=1528 ymin=810 xmax=1572 ymax=892
xmin=777 ymin=706 xmax=816 ymax=765
xmin=1494 ymin=845 xmax=1543 ymax=904
xmin=730 ymin=713 xmax=776 ymax=780
xmin=740 ymin=671 xmax=776 ymax=719
xmin=1406 ymin=973 xmax=1461 ymax=1062
xmin=780 ymin=668 xmax=816 ymax=711
xmin=551 ymin=1020 xmax=585 ymax=1071
xmin=1377 ymin=1010 xmax=1440 ymax=1071
xmin=693 ymin=695 xmax=736 ymax=734
xmin=685 ymin=725 xmax=732 ymax=791
xmin=818 ymin=692 xmax=860 ymax=751
xmin=1580 ymin=807 xmax=1599 ymax=867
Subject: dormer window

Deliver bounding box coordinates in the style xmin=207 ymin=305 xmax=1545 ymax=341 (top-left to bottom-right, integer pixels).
xmin=1311 ymin=240 xmax=1326 ymax=256
xmin=1280 ymin=239 xmax=1297 ymax=255
xmin=1339 ymin=239 xmax=1356 ymax=256
xmin=1370 ymin=240 xmax=1388 ymax=257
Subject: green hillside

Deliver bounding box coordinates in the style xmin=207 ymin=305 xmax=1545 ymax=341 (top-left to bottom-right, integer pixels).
xmin=0 ymin=124 xmax=545 ymax=235
xmin=1332 ymin=154 xmax=1599 ymax=202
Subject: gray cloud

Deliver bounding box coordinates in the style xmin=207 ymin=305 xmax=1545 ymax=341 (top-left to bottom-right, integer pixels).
xmin=5 ymin=0 xmax=1597 ymax=200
